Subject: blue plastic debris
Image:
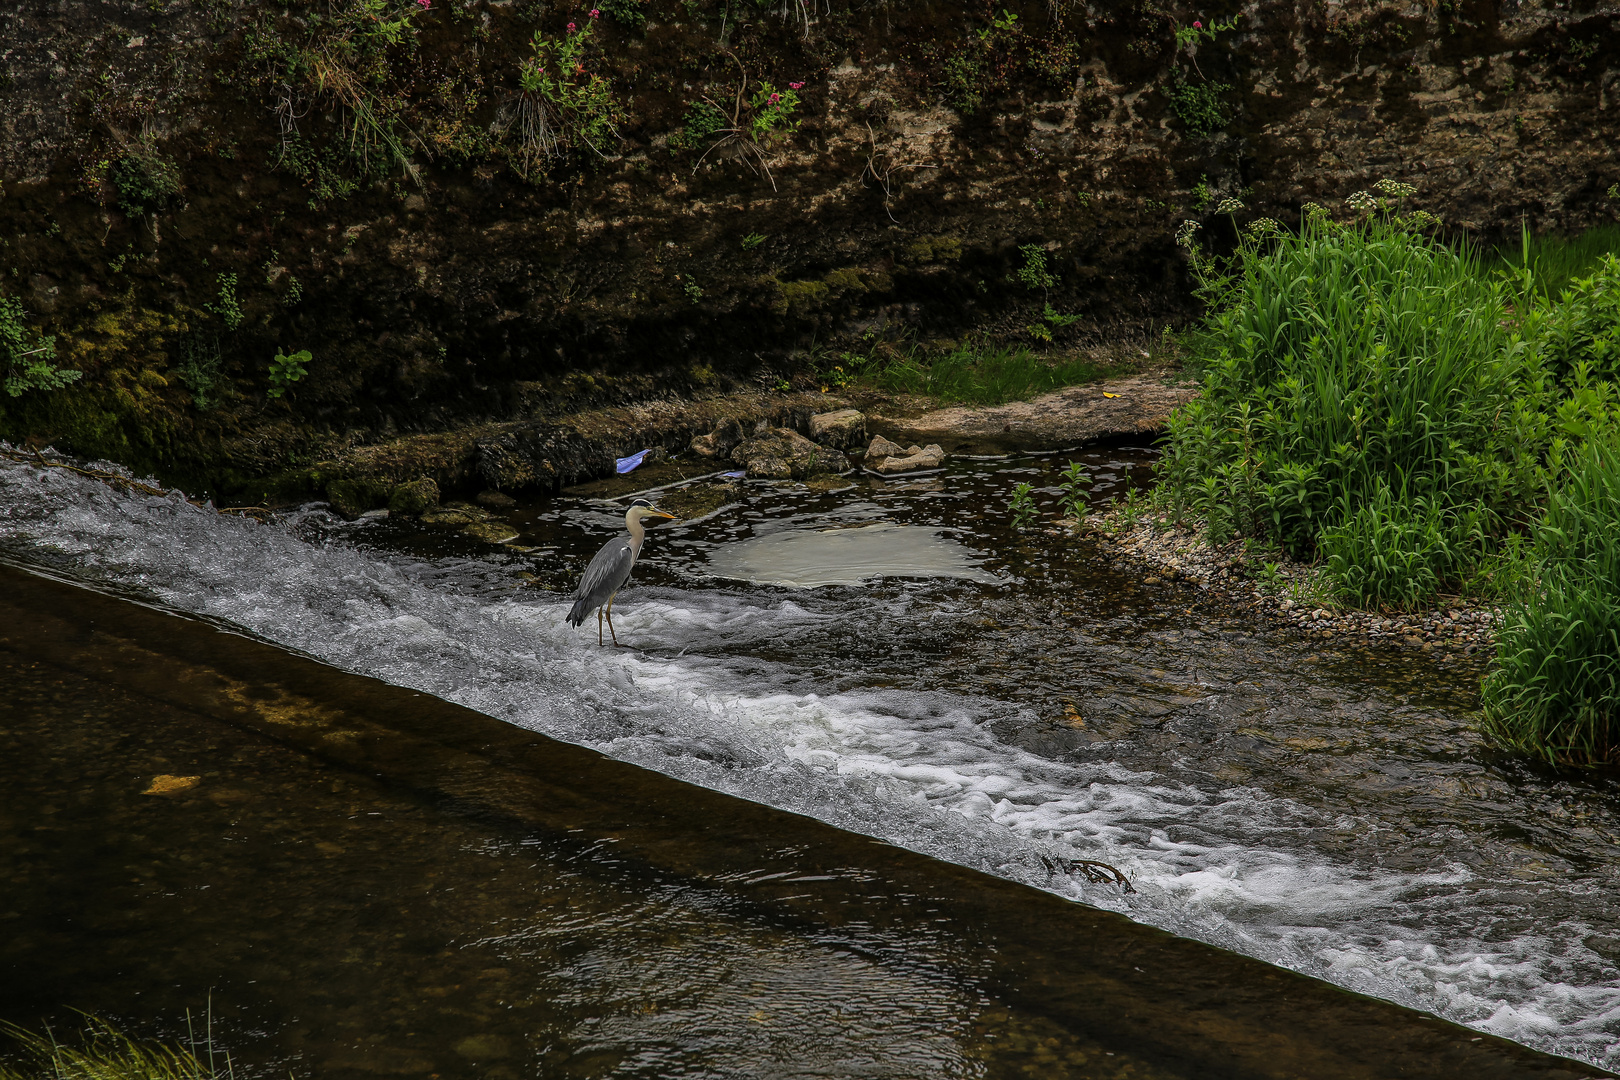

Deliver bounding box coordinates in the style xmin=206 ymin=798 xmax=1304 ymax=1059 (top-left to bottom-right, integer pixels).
xmin=722 ymin=470 xmax=746 ymax=479
xmin=616 ymin=449 xmax=654 ymax=474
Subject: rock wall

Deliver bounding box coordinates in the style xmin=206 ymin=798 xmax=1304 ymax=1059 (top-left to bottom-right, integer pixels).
xmin=0 ymin=0 xmax=1615 ymax=494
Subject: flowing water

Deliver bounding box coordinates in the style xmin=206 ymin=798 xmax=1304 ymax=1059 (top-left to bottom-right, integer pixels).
xmin=3 ymin=443 xmax=1620 ymax=1073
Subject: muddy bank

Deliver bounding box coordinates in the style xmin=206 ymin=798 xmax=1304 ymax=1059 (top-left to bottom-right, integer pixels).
xmin=1080 ymin=507 xmax=1501 ymax=661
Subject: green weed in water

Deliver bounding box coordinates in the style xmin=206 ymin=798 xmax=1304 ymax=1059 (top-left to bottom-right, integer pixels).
xmin=1008 ymin=481 xmax=1038 ymax=529
xmin=0 ymin=1014 xmax=234 ymax=1080
xmin=1058 ymin=460 xmax=1091 ymax=521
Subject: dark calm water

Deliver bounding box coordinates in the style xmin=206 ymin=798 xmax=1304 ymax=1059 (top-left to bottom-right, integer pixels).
xmin=2 ymin=443 xmax=1618 ymax=1075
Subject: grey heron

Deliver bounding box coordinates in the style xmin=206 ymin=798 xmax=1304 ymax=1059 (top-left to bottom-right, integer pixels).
xmin=565 ymin=498 xmax=678 ymax=646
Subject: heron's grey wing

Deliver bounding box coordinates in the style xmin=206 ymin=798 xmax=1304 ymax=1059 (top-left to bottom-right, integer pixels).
xmin=574 ymin=536 xmax=636 ymax=610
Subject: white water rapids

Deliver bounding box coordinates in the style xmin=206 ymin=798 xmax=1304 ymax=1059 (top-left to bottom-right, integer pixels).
xmin=3 ymin=452 xmax=1618 ymax=1069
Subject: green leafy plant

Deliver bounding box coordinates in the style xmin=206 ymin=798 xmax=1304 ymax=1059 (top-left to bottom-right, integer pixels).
xmin=740 ymin=232 xmax=766 ymax=250
xmin=1 ymin=295 xmax=79 ymax=398
xmin=1008 ymin=481 xmax=1038 ymax=529
xmin=499 ymin=14 xmax=620 ymax=179
xmin=677 ymin=68 xmax=808 ymax=189
xmin=267 ymin=348 xmax=312 ymax=398
xmin=110 ymin=145 xmax=181 ymax=217
xmin=671 ymin=101 xmax=728 ymax=150
xmin=597 ymin=0 xmax=646 ymax=28
xmin=1058 ymin=461 xmax=1091 ymax=521
xmin=747 ymin=81 xmax=802 ymax=140
xmin=1011 ymin=244 xmax=1058 ymax=293
xmin=206 ymin=273 xmax=244 ymax=330
xmin=1026 ymin=302 xmax=1080 ymax=342
xmin=177 ymin=332 xmax=224 ymax=411
xmin=1165 ymin=74 xmax=1231 ymax=135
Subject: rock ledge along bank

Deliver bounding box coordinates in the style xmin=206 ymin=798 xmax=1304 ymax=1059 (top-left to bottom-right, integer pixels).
xmin=1 ymin=0 xmax=1615 ymax=493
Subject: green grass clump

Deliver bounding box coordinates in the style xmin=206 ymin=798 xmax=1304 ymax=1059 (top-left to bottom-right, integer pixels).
xmin=860 ymin=338 xmax=1115 ymax=407
xmin=1482 ymin=432 xmax=1620 ymax=765
xmin=1158 ymin=212 xmax=1547 ymax=607
xmin=1487 ymin=223 xmax=1620 ymax=301
xmin=0 ymin=1017 xmax=231 ymax=1080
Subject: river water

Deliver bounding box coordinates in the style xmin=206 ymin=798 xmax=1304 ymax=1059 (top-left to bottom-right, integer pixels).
xmin=3 ymin=444 xmax=1619 ymax=1072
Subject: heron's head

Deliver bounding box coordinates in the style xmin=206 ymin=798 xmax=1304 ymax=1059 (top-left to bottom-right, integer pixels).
xmin=626 ymin=498 xmax=678 ymax=525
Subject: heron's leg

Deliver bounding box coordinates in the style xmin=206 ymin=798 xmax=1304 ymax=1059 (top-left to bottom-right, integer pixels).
xmin=605 ymin=593 xmax=621 ymax=647
xmin=596 ymin=606 xmax=604 ymax=647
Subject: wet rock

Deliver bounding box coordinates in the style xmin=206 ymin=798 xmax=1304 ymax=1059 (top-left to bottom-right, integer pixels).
xmin=730 ymin=427 xmax=849 ymax=479
xmin=325 ymin=478 xmax=391 ymax=520
xmin=475 ymin=489 xmax=517 ymax=510
xmin=387 ymin=478 xmax=440 ymax=516
xmin=462 ymin=521 xmax=520 ymax=544
xmin=142 ymin=774 xmax=199 ymax=796
xmin=420 ymin=508 xmax=475 ymax=527
xmin=659 ymin=482 xmax=738 ymax=520
xmin=863 ymin=434 xmax=906 ymax=461
xmin=690 ymin=417 xmax=746 ymax=459
xmin=869 ymin=443 xmax=946 ymax=474
xmin=453 ymin=1035 xmax=512 ymax=1060
xmin=808 ymin=409 xmax=867 ymax=452
xmin=475 ymin=423 xmax=614 ymax=492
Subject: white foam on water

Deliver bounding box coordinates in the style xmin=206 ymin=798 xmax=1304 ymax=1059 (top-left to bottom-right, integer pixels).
xmin=4 ymin=454 xmax=1619 ymax=1068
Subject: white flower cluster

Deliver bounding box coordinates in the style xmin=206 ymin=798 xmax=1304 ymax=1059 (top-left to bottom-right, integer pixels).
xmin=1399 ymin=209 xmax=1442 ymax=230
xmin=1301 ymin=201 xmax=1330 ymax=220
xmin=1346 ymin=190 xmax=1378 ymax=213
xmin=1245 ymin=217 xmax=1283 ymax=237
xmin=1374 ymin=178 xmax=1416 ymax=199
xmin=1175 ymin=219 xmax=1203 ymax=248
xmin=1214 ymin=197 xmax=1246 ymax=215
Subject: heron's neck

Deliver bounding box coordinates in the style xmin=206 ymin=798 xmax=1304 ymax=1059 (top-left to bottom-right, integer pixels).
xmin=625 ymin=511 xmax=646 ymax=556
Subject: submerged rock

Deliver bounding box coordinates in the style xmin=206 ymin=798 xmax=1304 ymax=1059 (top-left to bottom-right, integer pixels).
xmin=388 ymin=477 xmax=441 ymax=516
xmin=325 ymin=477 xmax=392 ymax=520
xmin=808 ymin=409 xmax=867 ymax=452
xmin=475 ymin=489 xmax=517 ymax=510
xmin=869 ymin=443 xmax=946 ymax=474
xmin=420 ymin=508 xmax=475 ymax=527
xmin=690 ymin=417 xmax=746 ymax=459
xmin=730 ymin=427 xmax=849 ymax=479
xmin=462 ymin=521 xmax=521 ymax=544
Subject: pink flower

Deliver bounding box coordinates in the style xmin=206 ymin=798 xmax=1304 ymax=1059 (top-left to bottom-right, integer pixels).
xmin=788 ymin=81 xmax=804 ymax=90
xmin=567 ymin=20 xmax=576 ymax=29
xmin=769 ymin=93 xmax=780 ymax=103
xmin=1192 ymin=19 xmax=1202 ymax=27
xmin=589 ymin=8 xmax=600 ymax=16
xmin=417 ymin=0 xmax=430 ymax=7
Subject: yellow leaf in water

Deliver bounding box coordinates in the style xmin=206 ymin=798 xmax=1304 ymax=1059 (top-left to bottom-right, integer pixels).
xmin=142 ymin=774 xmax=200 ymax=796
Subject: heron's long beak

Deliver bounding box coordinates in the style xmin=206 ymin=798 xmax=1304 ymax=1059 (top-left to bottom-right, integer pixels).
xmin=649 ymin=508 xmax=678 ymax=521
